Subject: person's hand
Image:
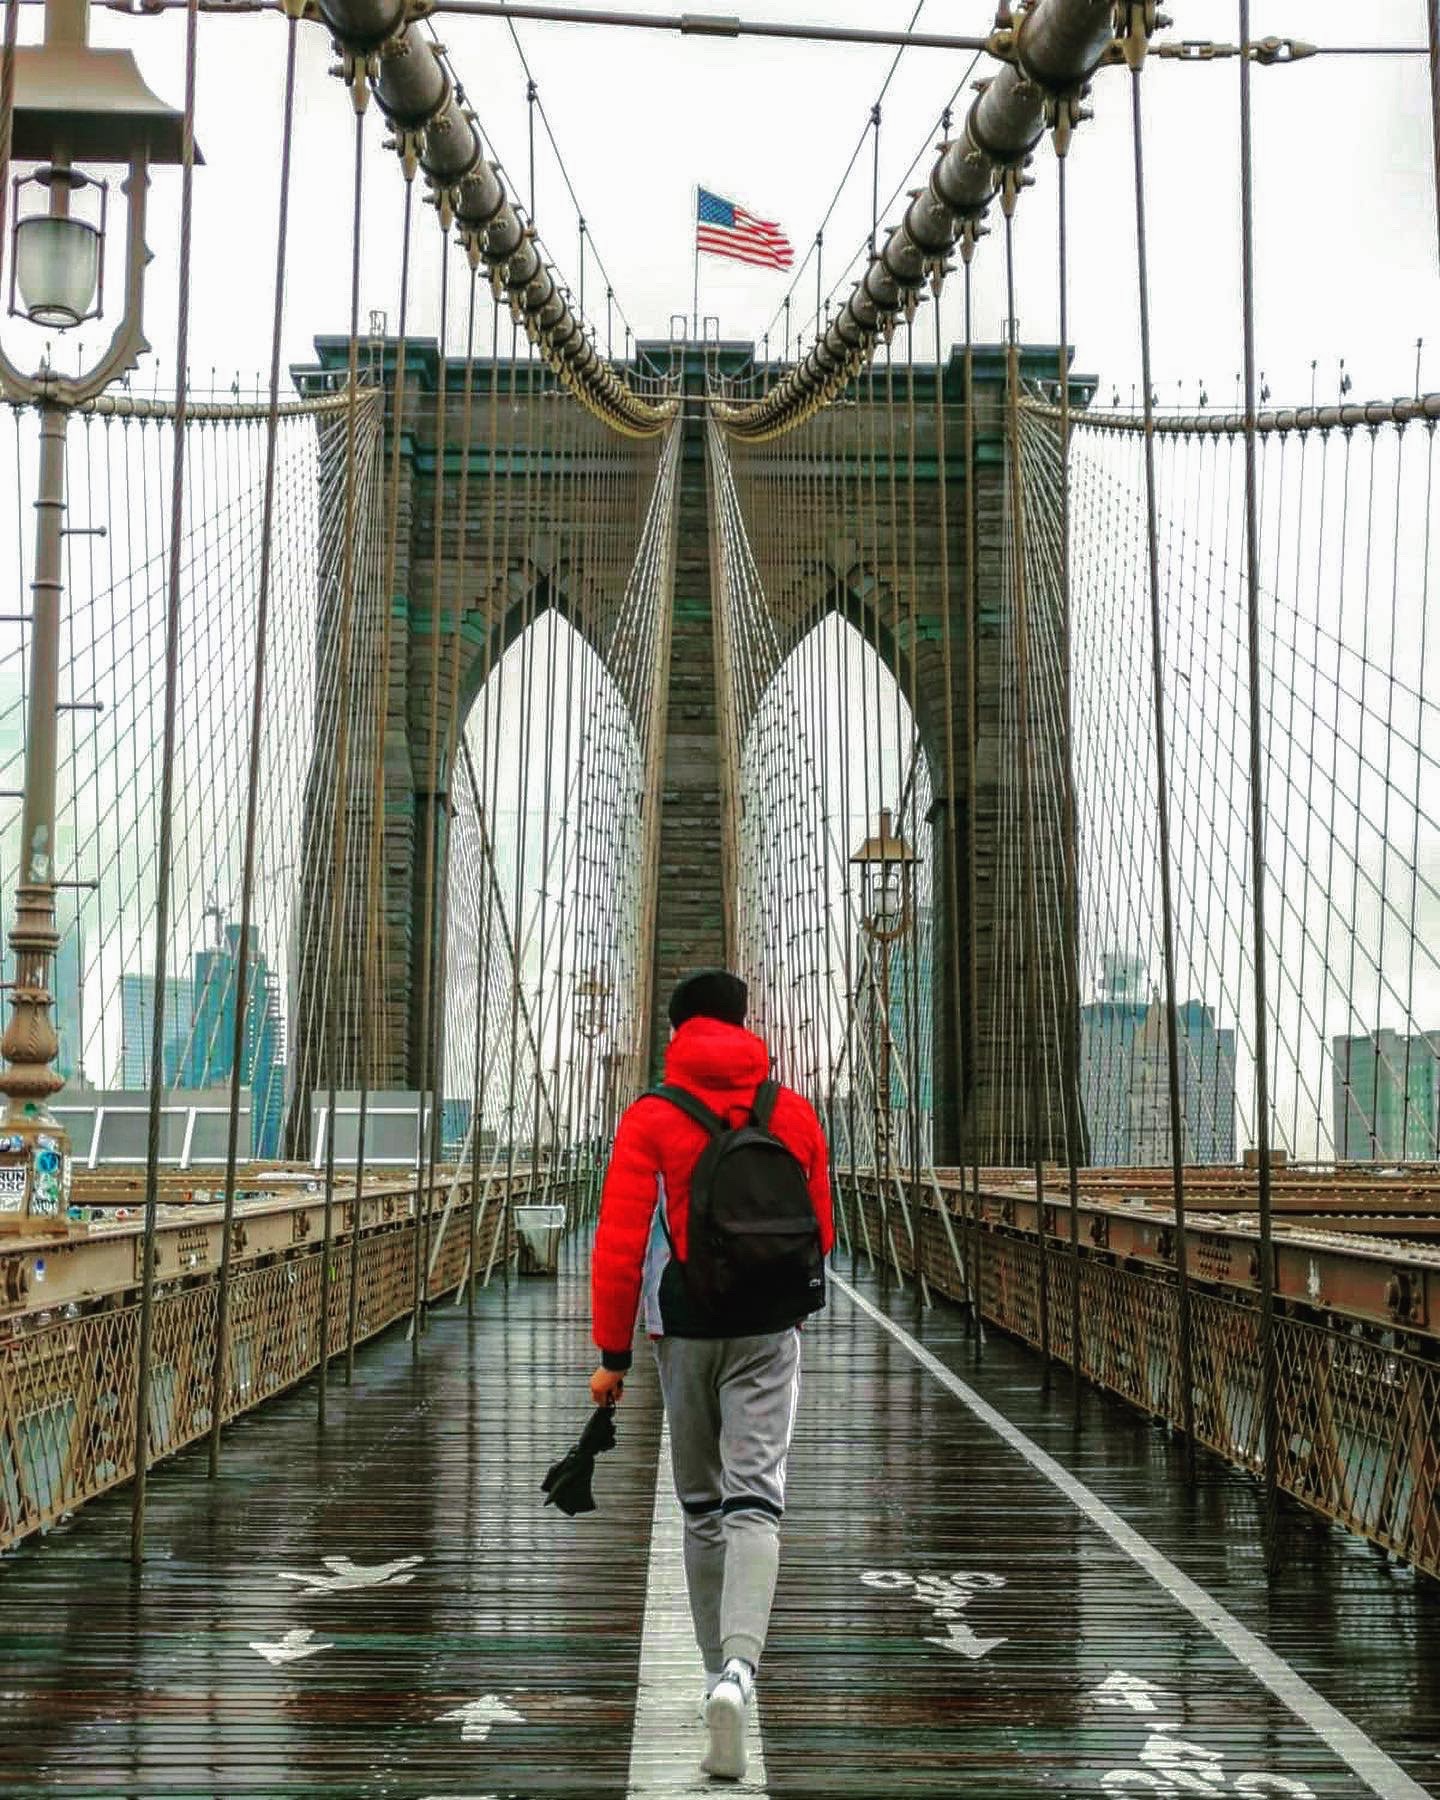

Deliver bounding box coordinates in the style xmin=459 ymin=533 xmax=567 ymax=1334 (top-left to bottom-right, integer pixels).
xmin=590 ymin=1366 xmax=625 ymax=1408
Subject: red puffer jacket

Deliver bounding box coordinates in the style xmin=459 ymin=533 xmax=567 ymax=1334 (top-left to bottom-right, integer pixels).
xmin=591 ymin=1016 xmax=834 ymax=1366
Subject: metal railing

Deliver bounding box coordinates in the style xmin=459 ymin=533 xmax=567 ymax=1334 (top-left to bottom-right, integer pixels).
xmin=845 ymin=1171 xmax=1440 ymax=1583
xmin=0 ymin=1172 xmax=564 ymax=1549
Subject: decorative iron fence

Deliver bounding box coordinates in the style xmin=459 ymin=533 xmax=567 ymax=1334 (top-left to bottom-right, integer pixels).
xmin=0 ymin=1175 xmax=566 ymax=1549
xmin=846 ymin=1177 xmax=1440 ymax=1583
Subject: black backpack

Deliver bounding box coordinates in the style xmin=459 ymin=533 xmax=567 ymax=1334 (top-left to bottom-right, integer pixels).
xmin=647 ymin=1078 xmax=826 ymax=1339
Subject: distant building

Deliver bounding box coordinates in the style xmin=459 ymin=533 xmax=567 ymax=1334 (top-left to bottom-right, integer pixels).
xmin=52 ymin=927 xmax=88 ymax=1088
xmin=1331 ymin=1029 xmax=1439 ymax=1161
xmin=119 ymin=972 xmax=195 ymax=1089
xmin=118 ymin=925 xmax=285 ymax=1157
xmin=1081 ymin=992 xmax=1236 ymax=1166
xmin=181 ymin=924 xmax=285 ymax=1158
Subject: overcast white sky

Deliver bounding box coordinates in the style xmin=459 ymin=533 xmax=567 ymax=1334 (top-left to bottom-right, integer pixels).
xmin=7 ymin=0 xmax=1437 ymax=405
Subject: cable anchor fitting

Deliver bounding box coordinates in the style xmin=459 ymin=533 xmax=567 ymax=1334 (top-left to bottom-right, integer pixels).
xmin=999 ymin=159 xmax=1035 ymax=219
xmin=383 ymin=125 xmax=425 ymax=182
xmin=958 ymin=216 xmax=988 ymax=267
xmin=1111 ymin=1 xmax=1172 ymax=71
xmin=1044 ymin=89 xmax=1092 ymax=160
xmin=1252 ymin=36 xmax=1317 ymax=65
xmin=328 ymin=44 xmax=377 ymax=114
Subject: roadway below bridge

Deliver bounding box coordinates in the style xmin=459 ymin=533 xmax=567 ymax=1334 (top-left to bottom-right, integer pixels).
xmin=2 ymin=1242 xmax=1437 ymax=1798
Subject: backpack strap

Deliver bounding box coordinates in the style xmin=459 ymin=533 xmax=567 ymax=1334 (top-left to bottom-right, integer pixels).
xmin=644 ymin=1083 xmax=727 ymax=1140
xmin=751 ymin=1078 xmax=781 ymax=1130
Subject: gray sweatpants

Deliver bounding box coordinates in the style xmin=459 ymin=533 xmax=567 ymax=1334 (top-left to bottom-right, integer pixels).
xmin=654 ymin=1329 xmax=802 ymax=1674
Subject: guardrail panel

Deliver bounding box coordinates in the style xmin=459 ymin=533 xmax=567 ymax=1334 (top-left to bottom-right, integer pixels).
xmin=848 ymin=1177 xmax=1439 ymax=1581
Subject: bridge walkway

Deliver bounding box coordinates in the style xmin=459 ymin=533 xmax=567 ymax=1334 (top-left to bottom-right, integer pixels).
xmin=2 ymin=1243 xmax=1437 ymax=1799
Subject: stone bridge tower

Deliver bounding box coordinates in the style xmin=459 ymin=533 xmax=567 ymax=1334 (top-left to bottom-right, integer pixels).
xmin=292 ymin=337 xmax=1087 ymax=1167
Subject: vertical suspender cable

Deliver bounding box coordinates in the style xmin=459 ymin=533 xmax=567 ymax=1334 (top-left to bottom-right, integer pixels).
xmin=961 ymin=236 xmax=985 ymax=1357
xmin=208 ymin=13 xmax=299 ymax=1475
xmin=317 ymin=103 xmax=368 ymax=1430
xmin=1002 ymin=199 xmax=1052 ymax=1378
xmin=901 ymin=322 xmax=933 ymax=1302
xmin=419 ymin=264 xmax=480 ymax=1300
xmin=883 ymin=343 xmax=920 ymax=1284
xmin=349 ymin=176 xmax=415 ymax=1383
xmin=502 ymin=336 xmax=543 ymax=1280
xmin=1054 ymin=147 xmax=1089 ymax=1427
xmin=131 ymin=0 xmax=199 ymax=1567
xmin=1237 ymin=0 xmax=1281 ymax=1572
xmin=527 ymin=77 xmax=537 ymax=222
xmin=484 ymin=317 xmax=519 ymax=1288
xmin=1428 ymin=0 xmax=1440 ymax=267
xmin=413 ymin=231 xmax=451 ymax=1338
xmin=467 ymin=297 xmax=503 ymax=1301
xmin=869 ymin=103 xmax=882 ymax=260
xmin=1126 ymin=42 xmax=1196 ymax=1460
xmin=932 ymin=280 xmax=977 ymax=1327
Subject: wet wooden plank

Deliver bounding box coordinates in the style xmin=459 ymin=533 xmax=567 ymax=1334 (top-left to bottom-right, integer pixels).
xmin=0 ymin=1243 xmax=661 ymax=1797
xmin=758 ymin=1269 xmax=1439 ymax=1797
xmin=1 ymin=1243 xmax=1436 ymax=1798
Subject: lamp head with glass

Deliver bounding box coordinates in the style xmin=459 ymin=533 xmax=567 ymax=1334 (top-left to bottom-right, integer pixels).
xmin=10 ymin=162 xmax=106 ymax=330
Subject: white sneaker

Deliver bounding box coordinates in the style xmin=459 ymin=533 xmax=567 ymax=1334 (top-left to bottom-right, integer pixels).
xmin=701 ymin=1657 xmax=754 ymax=1780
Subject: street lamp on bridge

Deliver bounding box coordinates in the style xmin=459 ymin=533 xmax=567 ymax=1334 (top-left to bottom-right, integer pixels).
xmin=0 ymin=0 xmax=189 ymax=1236
xmin=851 ymin=809 xmax=918 ymax=1175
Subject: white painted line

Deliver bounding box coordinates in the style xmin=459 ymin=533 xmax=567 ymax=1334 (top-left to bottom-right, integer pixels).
xmin=626 ymin=1423 xmax=769 ymax=1799
xmin=834 ymin=1273 xmax=1435 ymax=1800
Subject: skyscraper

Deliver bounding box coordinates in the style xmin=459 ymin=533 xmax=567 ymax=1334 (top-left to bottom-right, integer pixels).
xmin=119 ymin=972 xmax=195 ymax=1089
xmin=116 ymin=925 xmax=285 ymax=1156
xmin=181 ymin=923 xmax=285 ymax=1157
xmin=1331 ymin=1029 xmax=1439 ymax=1161
xmin=52 ymin=926 xmax=88 ymax=1088
xmin=1081 ymin=976 xmax=1237 ymax=1166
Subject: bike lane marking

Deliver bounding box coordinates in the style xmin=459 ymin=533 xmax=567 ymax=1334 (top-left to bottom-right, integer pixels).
xmin=834 ymin=1273 xmax=1431 ymax=1800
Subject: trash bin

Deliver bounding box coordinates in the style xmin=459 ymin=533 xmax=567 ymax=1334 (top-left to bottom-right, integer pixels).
xmin=514 ymin=1202 xmax=566 ymax=1275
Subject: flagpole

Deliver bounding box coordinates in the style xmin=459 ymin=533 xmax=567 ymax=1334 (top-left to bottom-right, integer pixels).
xmin=692 ymin=184 xmax=700 ymax=341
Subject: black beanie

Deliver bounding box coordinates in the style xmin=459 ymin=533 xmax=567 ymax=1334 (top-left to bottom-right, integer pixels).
xmin=668 ymin=969 xmax=748 ymax=1030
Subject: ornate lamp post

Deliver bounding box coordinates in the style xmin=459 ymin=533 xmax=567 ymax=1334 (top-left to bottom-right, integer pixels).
xmin=851 ymin=809 xmax=917 ymax=1174
xmin=0 ymin=0 xmax=188 ymax=1235
xmin=573 ymin=967 xmax=611 ymax=1191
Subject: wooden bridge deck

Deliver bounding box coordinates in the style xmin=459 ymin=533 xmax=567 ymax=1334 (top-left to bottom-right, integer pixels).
xmin=2 ymin=1241 xmax=1437 ymax=1799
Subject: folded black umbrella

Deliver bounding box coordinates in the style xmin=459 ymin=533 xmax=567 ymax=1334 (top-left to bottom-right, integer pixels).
xmin=541 ymin=1403 xmax=618 ymax=1516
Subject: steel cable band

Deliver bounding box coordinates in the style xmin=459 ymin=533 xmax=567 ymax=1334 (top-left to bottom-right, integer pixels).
xmin=717 ymin=0 xmax=1116 ymax=441
xmin=314 ymin=0 xmax=673 ymax=437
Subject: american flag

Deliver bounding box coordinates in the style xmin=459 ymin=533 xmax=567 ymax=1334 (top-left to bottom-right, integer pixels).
xmin=696 ymin=188 xmax=794 ymax=271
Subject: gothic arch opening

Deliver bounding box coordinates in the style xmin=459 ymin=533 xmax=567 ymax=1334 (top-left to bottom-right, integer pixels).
xmin=733 ymin=612 xmax=936 ymax=1173
xmin=440 ymin=610 xmax=651 ymax=1182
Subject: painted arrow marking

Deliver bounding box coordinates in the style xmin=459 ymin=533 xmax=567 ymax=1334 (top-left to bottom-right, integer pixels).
xmin=862 ymin=1568 xmax=1008 ymax=1661
xmin=249 ymin=1627 xmax=333 ymax=1666
xmin=923 ymin=1618 xmax=1007 ymax=1660
xmin=1089 ymin=1671 xmax=1167 ymax=1715
xmin=277 ymin=1554 xmax=422 ymax=1594
xmin=436 ymin=1696 xmax=526 ymax=1745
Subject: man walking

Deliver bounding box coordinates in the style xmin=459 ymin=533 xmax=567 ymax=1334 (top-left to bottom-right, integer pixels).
xmin=589 ymin=969 xmax=833 ymax=1781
